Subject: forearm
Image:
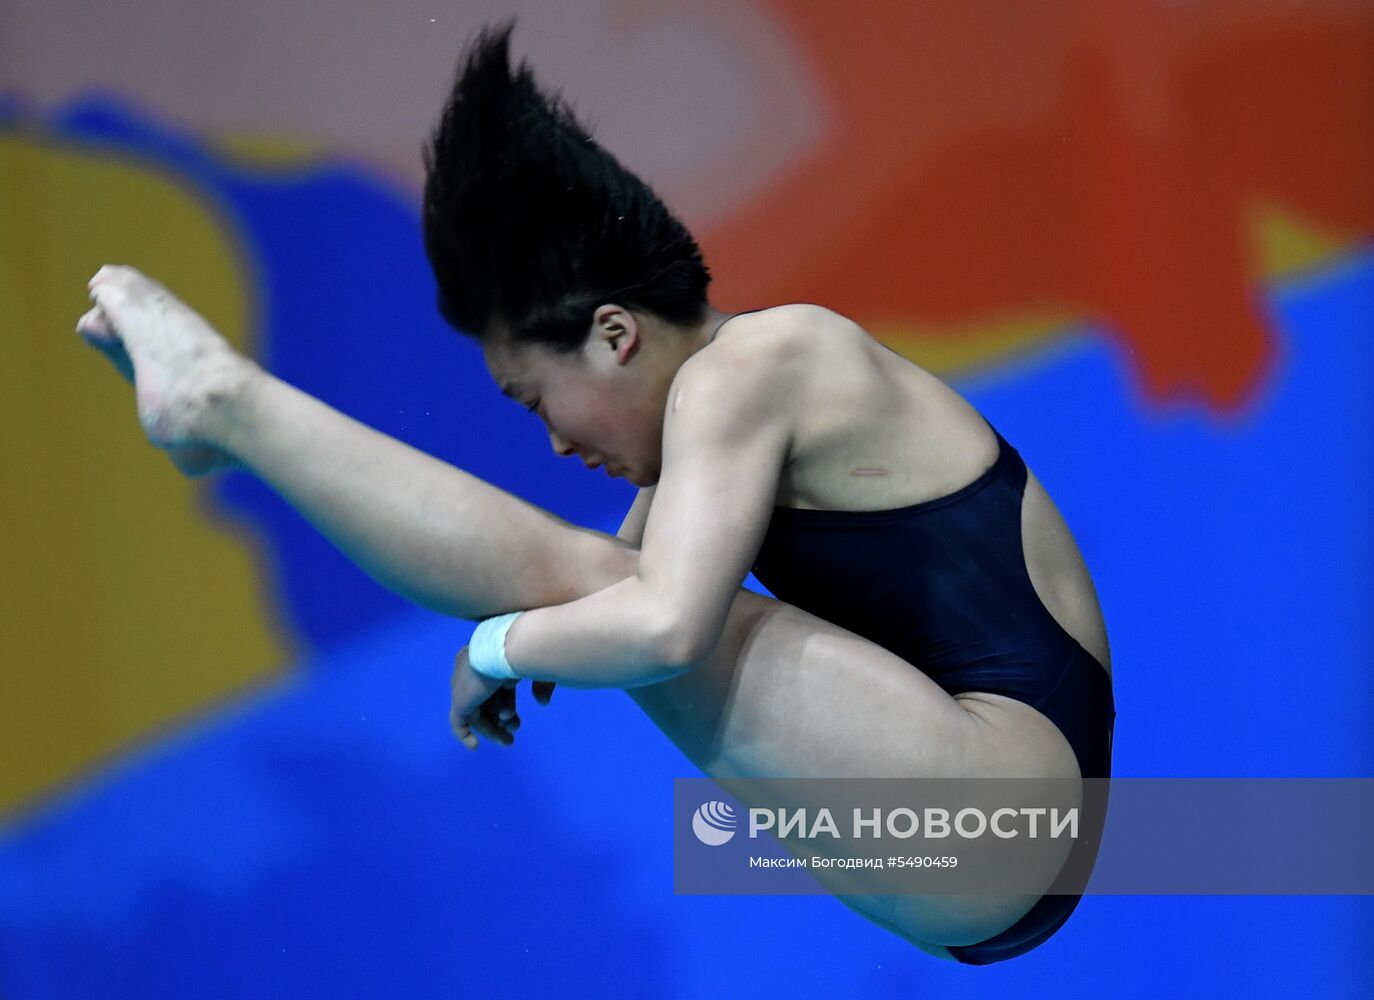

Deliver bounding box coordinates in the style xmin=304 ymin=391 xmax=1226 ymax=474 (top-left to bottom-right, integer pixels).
xmin=206 ymin=363 xmax=633 ymax=619
xmin=502 ymin=577 xmax=692 ymax=688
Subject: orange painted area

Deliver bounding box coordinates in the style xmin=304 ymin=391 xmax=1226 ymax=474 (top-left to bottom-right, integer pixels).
xmin=702 ymin=1 xmax=1374 ymax=409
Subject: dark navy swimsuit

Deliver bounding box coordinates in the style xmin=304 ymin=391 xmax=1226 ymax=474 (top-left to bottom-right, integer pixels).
xmin=751 ymin=416 xmax=1116 ymax=965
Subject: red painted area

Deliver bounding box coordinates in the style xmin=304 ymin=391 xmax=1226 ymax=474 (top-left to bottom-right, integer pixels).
xmin=703 ymin=1 xmax=1374 ymax=410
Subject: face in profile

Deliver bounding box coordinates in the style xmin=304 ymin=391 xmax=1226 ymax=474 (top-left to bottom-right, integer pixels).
xmin=481 ymin=305 xmax=674 ymax=487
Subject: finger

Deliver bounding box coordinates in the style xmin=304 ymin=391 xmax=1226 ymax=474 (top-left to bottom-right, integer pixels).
xmin=487 ymin=696 xmax=517 ymax=742
xmin=472 ymin=714 xmax=510 ymax=747
xmin=494 ymin=694 xmax=521 ymax=732
xmin=500 ymin=690 xmax=520 ymax=733
xmin=477 ymin=700 xmax=514 ymax=746
xmin=468 ymin=700 xmax=509 ymax=746
xmin=532 ymin=681 xmax=555 ymax=706
xmin=450 ymin=708 xmax=478 ymax=750
xmin=496 ymin=686 xmax=517 ymax=722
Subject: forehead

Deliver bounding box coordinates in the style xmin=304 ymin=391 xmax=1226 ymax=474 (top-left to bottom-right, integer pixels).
xmin=480 ymin=337 xmax=521 ymax=391
xmin=481 ymin=332 xmax=555 ymax=394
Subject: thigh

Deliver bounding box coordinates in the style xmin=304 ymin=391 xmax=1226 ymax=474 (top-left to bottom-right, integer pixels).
xmin=631 ymin=592 xmax=1078 ymax=783
xmin=627 ymin=592 xmax=1082 ymax=947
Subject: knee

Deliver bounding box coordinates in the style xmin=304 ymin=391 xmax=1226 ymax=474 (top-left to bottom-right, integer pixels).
xmin=540 ymin=530 xmax=639 ymax=602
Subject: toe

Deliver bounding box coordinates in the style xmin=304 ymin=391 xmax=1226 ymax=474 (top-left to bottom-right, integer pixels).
xmin=76 ymin=306 xmax=114 ymax=340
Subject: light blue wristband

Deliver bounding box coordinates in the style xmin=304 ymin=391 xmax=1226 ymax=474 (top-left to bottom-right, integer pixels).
xmin=468 ymin=611 xmax=524 ymax=681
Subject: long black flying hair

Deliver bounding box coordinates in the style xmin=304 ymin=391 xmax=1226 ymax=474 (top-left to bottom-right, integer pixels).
xmin=422 ymin=18 xmax=713 ymax=353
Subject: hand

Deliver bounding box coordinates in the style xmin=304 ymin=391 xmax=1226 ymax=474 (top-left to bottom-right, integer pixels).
xmin=450 ymin=645 xmax=521 ymax=750
xmin=450 ymin=641 xmax=558 ymax=750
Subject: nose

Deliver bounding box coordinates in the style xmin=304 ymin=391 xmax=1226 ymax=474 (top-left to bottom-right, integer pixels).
xmin=548 ymin=428 xmax=576 ymax=458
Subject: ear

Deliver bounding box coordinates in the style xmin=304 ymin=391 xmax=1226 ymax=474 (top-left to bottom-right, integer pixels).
xmin=591 ymin=304 xmax=640 ymax=366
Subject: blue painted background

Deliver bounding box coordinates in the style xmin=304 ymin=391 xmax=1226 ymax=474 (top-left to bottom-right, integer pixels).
xmin=1 ymin=98 xmax=1370 ymax=998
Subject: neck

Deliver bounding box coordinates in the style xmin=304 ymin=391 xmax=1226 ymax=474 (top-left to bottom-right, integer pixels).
xmin=643 ymin=307 xmax=741 ymax=393
xmin=694 ymin=306 xmax=742 ymax=353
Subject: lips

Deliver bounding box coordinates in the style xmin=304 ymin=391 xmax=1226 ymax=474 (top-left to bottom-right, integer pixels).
xmin=580 ymin=455 xmax=620 ymax=477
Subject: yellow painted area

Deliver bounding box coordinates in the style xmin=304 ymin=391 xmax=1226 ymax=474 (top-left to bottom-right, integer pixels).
xmin=0 ymin=134 xmax=290 ymax=819
xmin=872 ymin=313 xmax=1081 ymax=375
xmin=1250 ymin=201 xmax=1354 ymax=278
xmin=212 ymin=132 xmax=330 ymax=171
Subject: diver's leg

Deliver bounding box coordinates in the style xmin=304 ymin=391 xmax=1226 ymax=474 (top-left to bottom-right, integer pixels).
xmin=627 ymin=591 xmax=1081 ymax=949
xmin=80 ymin=265 xmax=636 ymax=620
xmin=213 ymin=364 xmax=637 ymax=618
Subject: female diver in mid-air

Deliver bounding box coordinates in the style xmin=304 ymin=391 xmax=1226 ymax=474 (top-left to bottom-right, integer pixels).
xmin=76 ymin=20 xmax=1114 ymax=964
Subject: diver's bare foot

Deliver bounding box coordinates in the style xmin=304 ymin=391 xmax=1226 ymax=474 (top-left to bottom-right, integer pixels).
xmin=79 ymin=265 xmax=255 ymax=475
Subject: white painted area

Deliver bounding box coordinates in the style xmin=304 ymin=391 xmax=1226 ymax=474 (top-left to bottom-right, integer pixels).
xmin=0 ymin=0 xmax=828 ymax=216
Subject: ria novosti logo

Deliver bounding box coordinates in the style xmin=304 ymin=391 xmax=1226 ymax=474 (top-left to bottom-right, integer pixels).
xmin=690 ymin=800 xmax=1080 ymax=845
xmin=691 ymin=800 xmax=738 ymax=845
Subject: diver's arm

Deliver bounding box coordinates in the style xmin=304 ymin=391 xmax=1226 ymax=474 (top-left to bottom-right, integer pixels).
xmin=616 ymin=485 xmax=657 ymax=545
xmin=498 ymin=336 xmax=793 ymax=687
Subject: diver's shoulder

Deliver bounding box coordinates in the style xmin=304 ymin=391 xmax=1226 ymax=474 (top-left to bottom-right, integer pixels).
xmin=677 ymin=304 xmax=829 ymax=399
xmin=735 ymin=302 xmax=851 ymax=331
xmin=714 ymin=302 xmax=861 ymax=357
xmin=677 ymin=303 xmax=862 ymax=425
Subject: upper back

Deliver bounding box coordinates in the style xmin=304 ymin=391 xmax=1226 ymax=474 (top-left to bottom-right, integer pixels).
xmin=704 ymin=303 xmax=1113 ymax=675
xmin=707 ymin=303 xmax=999 ymax=513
